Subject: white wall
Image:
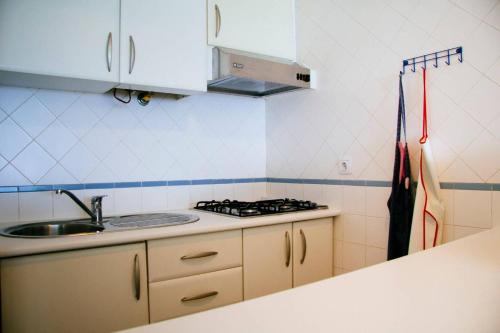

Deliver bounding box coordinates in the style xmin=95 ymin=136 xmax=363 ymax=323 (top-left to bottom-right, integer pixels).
xmin=266 ymin=0 xmax=500 ymax=274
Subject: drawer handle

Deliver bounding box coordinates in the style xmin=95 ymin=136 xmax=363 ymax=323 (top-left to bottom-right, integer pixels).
xmin=180 ymin=251 xmax=218 ymax=260
xmin=181 ymin=291 xmax=218 ymax=302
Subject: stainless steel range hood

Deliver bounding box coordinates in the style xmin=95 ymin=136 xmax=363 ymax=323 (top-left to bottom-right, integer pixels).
xmin=208 ymin=48 xmax=312 ymax=97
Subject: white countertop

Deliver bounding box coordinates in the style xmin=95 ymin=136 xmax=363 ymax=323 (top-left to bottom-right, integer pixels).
xmin=0 ymin=208 xmax=340 ymax=258
xmin=122 ymin=227 xmax=500 ymax=333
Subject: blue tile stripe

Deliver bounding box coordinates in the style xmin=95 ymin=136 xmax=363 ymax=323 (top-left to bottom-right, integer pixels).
xmin=267 ymin=178 xmax=499 ymax=191
xmin=0 ymin=178 xmax=498 ymax=193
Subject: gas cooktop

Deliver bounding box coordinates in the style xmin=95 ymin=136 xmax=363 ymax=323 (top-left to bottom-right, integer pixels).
xmin=194 ymin=199 xmax=328 ymax=218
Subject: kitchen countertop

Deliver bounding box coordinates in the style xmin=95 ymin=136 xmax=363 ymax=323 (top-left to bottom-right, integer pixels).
xmin=122 ymin=227 xmax=500 ymax=333
xmin=0 ymin=208 xmax=340 ymax=258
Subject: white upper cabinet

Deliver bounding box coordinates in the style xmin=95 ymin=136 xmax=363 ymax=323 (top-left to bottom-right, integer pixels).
xmin=207 ymin=0 xmax=296 ymax=61
xmin=0 ymin=0 xmax=120 ymax=92
xmin=119 ymin=0 xmax=207 ymax=94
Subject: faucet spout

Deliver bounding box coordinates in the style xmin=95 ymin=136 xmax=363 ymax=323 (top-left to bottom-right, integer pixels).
xmin=55 ymin=189 xmax=98 ymax=222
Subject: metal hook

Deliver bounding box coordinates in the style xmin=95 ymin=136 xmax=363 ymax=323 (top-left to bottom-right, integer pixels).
xmin=433 ymin=52 xmax=438 ymax=68
xmin=422 ymin=55 xmax=427 ymax=70
xmin=411 ymin=58 xmax=416 ymax=72
xmin=457 ymin=47 xmax=463 ymax=63
xmin=445 ymin=49 xmax=451 ymax=65
xmin=402 ymin=60 xmax=408 ymax=75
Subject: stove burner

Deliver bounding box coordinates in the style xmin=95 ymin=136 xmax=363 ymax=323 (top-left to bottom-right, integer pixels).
xmin=194 ymin=198 xmax=326 ymax=217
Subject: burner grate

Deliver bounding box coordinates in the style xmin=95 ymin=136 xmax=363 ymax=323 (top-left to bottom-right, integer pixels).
xmin=194 ymin=198 xmax=325 ymax=217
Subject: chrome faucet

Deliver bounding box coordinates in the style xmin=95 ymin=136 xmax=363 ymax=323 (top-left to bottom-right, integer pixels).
xmin=55 ymin=189 xmax=107 ymax=224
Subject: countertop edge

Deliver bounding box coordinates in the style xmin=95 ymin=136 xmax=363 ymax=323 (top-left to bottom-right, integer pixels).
xmin=0 ymin=208 xmax=341 ymax=258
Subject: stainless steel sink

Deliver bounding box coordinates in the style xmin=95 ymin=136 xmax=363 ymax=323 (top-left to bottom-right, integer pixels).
xmin=0 ymin=213 xmax=199 ymax=238
xmin=1 ymin=220 xmax=105 ymax=238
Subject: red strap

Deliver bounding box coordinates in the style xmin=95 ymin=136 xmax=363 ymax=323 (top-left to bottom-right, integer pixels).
xmin=419 ymin=69 xmax=428 ymax=144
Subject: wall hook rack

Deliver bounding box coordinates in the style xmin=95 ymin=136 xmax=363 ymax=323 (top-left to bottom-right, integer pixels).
xmin=401 ymin=46 xmax=463 ymax=74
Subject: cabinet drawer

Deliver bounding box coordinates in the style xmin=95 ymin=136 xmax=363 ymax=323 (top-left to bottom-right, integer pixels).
xmin=147 ymin=230 xmax=242 ymax=282
xmin=149 ymin=267 xmax=242 ymax=322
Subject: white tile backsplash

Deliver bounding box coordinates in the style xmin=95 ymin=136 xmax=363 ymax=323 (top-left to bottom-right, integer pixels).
xmin=0 ymin=192 xmax=19 ymax=223
xmin=19 ymin=191 xmax=53 ymax=221
xmin=454 ymin=190 xmax=492 ymax=228
xmin=343 ymin=214 xmax=366 ymax=244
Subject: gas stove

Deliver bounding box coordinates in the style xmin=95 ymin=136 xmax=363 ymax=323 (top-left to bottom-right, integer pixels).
xmin=194 ymin=199 xmax=328 ymax=218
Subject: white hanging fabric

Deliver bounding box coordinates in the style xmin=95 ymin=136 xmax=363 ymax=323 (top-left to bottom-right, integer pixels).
xmin=408 ymin=69 xmax=445 ymax=253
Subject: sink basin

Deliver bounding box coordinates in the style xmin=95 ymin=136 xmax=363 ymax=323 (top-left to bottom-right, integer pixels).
xmin=1 ymin=220 xmax=105 ymax=238
xmin=0 ymin=213 xmax=199 ymax=238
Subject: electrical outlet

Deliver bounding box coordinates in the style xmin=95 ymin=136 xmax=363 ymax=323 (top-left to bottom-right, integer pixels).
xmin=338 ymin=158 xmax=352 ymax=175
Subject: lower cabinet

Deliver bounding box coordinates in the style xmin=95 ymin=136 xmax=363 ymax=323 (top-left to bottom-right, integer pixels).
xmin=293 ymin=218 xmax=333 ymax=286
xmin=1 ymin=243 xmax=149 ymax=333
xmin=0 ymin=218 xmax=334 ymax=330
xmin=243 ymin=223 xmax=293 ymax=299
xmin=149 ymin=267 xmax=242 ymax=322
xmin=243 ymin=218 xmax=333 ymax=299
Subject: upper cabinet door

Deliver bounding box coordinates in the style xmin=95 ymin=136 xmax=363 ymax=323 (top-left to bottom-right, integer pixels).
xmin=119 ymin=0 xmax=207 ymax=94
xmin=0 ymin=0 xmax=120 ymax=84
xmin=207 ymin=0 xmax=296 ymax=61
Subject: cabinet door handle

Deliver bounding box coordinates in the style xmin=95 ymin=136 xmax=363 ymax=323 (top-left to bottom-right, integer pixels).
xmin=215 ymin=4 xmax=221 ymax=37
xmin=106 ymin=32 xmax=112 ymax=72
xmin=181 ymin=291 xmax=218 ymax=302
xmin=133 ymin=254 xmax=141 ymax=301
xmin=300 ymin=229 xmax=307 ymax=264
xmin=129 ymin=35 xmax=136 ymax=74
xmin=180 ymin=251 xmax=218 ymax=260
xmin=285 ymin=231 xmax=291 ymax=267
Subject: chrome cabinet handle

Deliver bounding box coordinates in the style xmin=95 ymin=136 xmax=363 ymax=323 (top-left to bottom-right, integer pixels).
xmin=285 ymin=231 xmax=291 ymax=267
xmin=300 ymin=229 xmax=307 ymax=264
xmin=133 ymin=254 xmax=140 ymax=301
xmin=180 ymin=251 xmax=218 ymax=260
xmin=129 ymin=35 xmax=136 ymax=74
xmin=181 ymin=291 xmax=218 ymax=302
xmin=106 ymin=32 xmax=112 ymax=72
xmin=215 ymin=4 xmax=221 ymax=37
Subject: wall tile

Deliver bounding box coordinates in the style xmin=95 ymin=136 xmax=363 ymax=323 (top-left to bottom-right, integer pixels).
xmin=441 ymin=189 xmax=454 ymax=225
xmin=11 ymin=96 xmax=55 ymax=137
xmin=366 ymin=187 xmax=390 ymax=218
xmin=343 ymin=214 xmax=366 ymax=244
xmin=11 ymin=142 xmax=56 ymax=183
xmin=454 ymin=225 xmax=486 ymax=240
xmin=189 ymin=185 xmax=213 ymax=207
xmin=334 ymin=240 xmax=343 ymax=268
xmin=342 ymin=242 xmax=366 ymax=271
xmin=0 ymin=86 xmax=35 ymax=114
xmin=0 ymin=118 xmax=32 ymax=161
xmin=167 ymin=186 xmax=191 ymax=210
xmin=324 ymin=185 xmax=343 ymax=209
xmin=114 ymin=188 xmax=142 ymax=215
xmin=492 ymin=191 xmax=500 ymax=229
xmin=366 ymin=216 xmax=389 ymax=248
xmin=19 ymin=191 xmax=53 ymax=221
xmin=454 ymin=190 xmax=492 ymax=228
xmin=365 ymin=246 xmax=386 ymax=267
xmin=141 ymin=186 xmax=168 ymax=213
xmin=0 ymin=193 xmax=19 ymax=223
xmin=343 ymin=186 xmax=366 ymax=215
